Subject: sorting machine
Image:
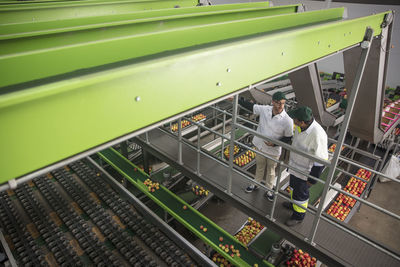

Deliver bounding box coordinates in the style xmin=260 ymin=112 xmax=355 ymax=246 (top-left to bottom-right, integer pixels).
xmin=1 ymin=1 xmax=399 ymax=266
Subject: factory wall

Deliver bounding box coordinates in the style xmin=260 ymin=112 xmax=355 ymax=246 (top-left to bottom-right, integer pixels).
xmin=208 ymin=0 xmax=400 ymax=88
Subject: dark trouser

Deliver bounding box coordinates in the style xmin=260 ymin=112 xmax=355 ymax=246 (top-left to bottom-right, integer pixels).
xmin=289 ymin=175 xmax=309 ymax=221
xmin=308 ymin=165 xmax=324 ymax=185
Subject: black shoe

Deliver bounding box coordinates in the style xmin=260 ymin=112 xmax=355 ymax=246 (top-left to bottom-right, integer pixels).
xmin=265 ymin=191 xmax=274 ymax=202
xmin=285 ymin=218 xmax=303 ymax=227
xmin=245 ymin=185 xmax=258 ymax=193
xmin=283 ymin=201 xmax=292 ymax=209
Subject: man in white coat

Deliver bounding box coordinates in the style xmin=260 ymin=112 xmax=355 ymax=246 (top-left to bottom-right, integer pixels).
xmin=239 ymin=92 xmax=293 ymax=201
xmin=285 ymin=106 xmax=328 ymax=226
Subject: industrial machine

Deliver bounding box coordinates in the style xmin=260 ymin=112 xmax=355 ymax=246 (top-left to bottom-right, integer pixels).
xmin=1 ymin=1 xmax=399 ymax=266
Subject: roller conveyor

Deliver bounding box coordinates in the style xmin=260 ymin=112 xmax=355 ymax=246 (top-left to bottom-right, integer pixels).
xmin=98 ymin=147 xmax=272 ymax=267
xmin=134 ymin=127 xmax=400 ymax=267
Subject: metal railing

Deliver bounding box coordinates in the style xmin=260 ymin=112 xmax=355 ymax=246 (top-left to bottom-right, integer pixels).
xmin=152 ymin=28 xmax=400 ymax=262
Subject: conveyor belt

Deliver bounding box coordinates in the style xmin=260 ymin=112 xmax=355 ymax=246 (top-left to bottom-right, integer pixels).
xmin=135 ymin=128 xmax=400 ymax=267
xmin=98 ymin=148 xmax=272 ymax=267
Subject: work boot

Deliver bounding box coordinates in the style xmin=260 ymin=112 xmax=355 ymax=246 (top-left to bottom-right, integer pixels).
xmin=265 ymin=191 xmax=274 ymax=202
xmin=285 ymin=218 xmax=303 ymax=227
xmin=245 ymin=185 xmax=259 ymax=193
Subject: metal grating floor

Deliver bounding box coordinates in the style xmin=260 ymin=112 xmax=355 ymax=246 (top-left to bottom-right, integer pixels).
xmin=136 ymin=128 xmax=400 ymax=267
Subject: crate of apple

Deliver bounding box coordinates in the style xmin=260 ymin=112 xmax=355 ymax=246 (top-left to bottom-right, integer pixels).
xmin=234 ymin=151 xmax=255 ymax=167
xmin=326 ymin=98 xmax=336 ymax=108
xmin=355 ymin=168 xmax=372 ymax=181
xmin=234 ymin=218 xmax=264 ymax=245
xmin=344 ymin=177 xmax=366 ymax=197
xmin=328 ymin=143 xmax=345 ymax=153
xmin=336 ymin=193 xmax=356 ymax=208
xmin=171 ymin=119 xmax=191 ymax=132
xmin=224 ymin=145 xmax=240 ymax=159
xmin=192 ymin=113 xmax=206 ymax=122
xmin=192 ymin=185 xmax=209 ymax=196
xmin=286 ymin=249 xmax=317 ymax=267
xmin=326 ymin=200 xmax=351 ymax=221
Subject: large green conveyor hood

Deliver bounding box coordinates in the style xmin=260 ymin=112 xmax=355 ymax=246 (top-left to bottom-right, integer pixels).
xmin=0 ymin=2 xmax=392 ymax=186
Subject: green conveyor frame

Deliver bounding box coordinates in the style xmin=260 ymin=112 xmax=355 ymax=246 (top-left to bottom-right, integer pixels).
xmin=0 ymin=3 xmax=392 ymax=186
xmin=1 ymin=3 xmax=299 ymax=39
xmin=98 ymin=147 xmax=273 ymax=267
xmin=0 ymin=0 xmax=199 ymax=23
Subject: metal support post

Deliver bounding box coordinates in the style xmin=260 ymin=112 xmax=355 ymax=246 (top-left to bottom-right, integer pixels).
xmin=308 ymin=27 xmax=374 ymax=244
xmin=213 ymin=104 xmax=217 ymax=139
xmin=143 ymin=149 xmax=150 ymax=175
xmin=221 ymin=113 xmax=226 ymax=160
xmin=197 ymin=127 xmax=201 ymax=176
xmin=227 ymin=95 xmax=238 ymax=194
xmin=120 ymin=141 xmax=129 ymax=158
xmin=347 ymin=137 xmax=359 ymax=172
xmin=269 ymin=162 xmax=282 ymax=221
xmin=145 ymin=132 xmax=150 ymax=144
xmin=178 ymin=118 xmax=183 ymax=165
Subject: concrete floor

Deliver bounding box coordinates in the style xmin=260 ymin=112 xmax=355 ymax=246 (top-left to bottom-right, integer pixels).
xmin=348 ymin=179 xmax=400 ymax=255
xmin=188 ymin=178 xmax=400 ymax=264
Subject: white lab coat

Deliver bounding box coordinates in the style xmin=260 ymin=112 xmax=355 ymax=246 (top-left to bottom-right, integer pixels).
xmin=289 ymin=120 xmax=328 ymax=180
xmin=252 ymin=105 xmax=293 ymax=157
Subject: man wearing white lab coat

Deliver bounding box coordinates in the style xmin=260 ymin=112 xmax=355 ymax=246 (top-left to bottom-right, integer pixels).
xmin=238 ymin=92 xmax=293 ymax=201
xmin=285 ymin=106 xmax=328 ymax=226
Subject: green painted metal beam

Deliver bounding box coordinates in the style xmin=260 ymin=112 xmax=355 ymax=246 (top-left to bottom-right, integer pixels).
xmin=0 ymin=0 xmax=160 ymax=4
xmin=0 ymin=0 xmax=198 ymax=23
xmin=0 ymin=10 xmax=391 ymax=185
xmin=1 ymin=2 xmax=287 ymax=38
xmin=0 ymin=8 xmax=342 ymax=88
xmin=98 ymin=147 xmax=273 ymax=267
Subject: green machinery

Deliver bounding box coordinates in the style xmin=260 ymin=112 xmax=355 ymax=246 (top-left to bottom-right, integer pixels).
xmin=0 ymin=1 xmax=395 ymax=266
xmin=0 ymin=2 xmax=393 ymax=185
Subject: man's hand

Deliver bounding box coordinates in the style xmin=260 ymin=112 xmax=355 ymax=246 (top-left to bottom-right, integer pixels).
xmin=264 ymin=141 xmax=275 ymax=147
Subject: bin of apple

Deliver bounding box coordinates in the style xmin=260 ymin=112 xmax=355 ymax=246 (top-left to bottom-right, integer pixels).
xmin=326 ymin=200 xmax=351 ymax=221
xmin=326 ymin=98 xmax=336 ymax=108
xmin=336 ymin=193 xmax=356 ymax=208
xmin=286 ymin=249 xmax=317 ymax=267
xmin=143 ymin=179 xmax=160 ymax=192
xmin=234 ymin=151 xmax=255 ymax=167
xmin=192 ymin=185 xmax=209 ymax=196
xmin=192 ymin=113 xmax=206 ymax=122
xmin=355 ymin=168 xmax=372 ymax=181
xmin=328 ymin=143 xmax=345 ymax=153
xmin=171 ymin=119 xmax=191 ymax=132
xmin=344 ymin=177 xmax=366 ymax=197
xmin=224 ymin=145 xmax=240 ymax=159
xmin=234 ymin=218 xmax=264 ymax=245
